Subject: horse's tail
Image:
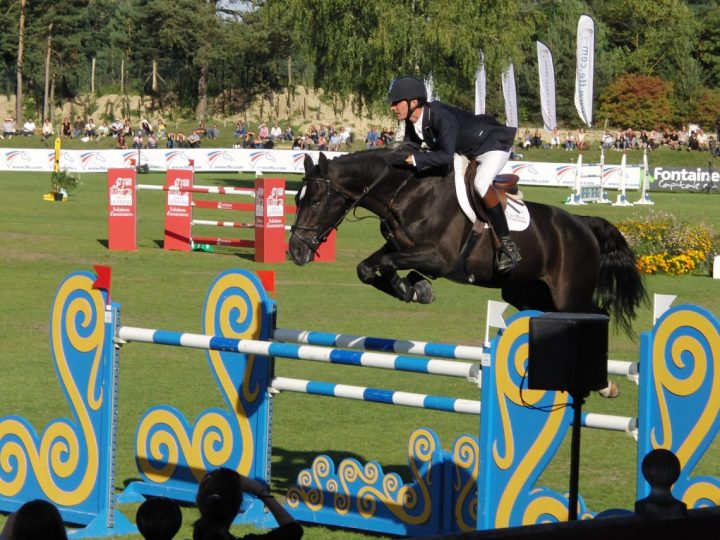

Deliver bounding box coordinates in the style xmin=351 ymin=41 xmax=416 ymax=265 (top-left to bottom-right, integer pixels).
xmin=581 ymin=216 xmax=648 ymax=335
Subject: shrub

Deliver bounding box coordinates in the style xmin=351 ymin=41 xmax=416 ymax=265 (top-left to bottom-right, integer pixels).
xmin=617 ymin=211 xmax=719 ymax=276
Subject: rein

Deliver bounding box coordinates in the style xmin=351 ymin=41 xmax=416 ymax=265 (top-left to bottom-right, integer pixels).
xmin=291 ymin=165 xmax=413 ymax=256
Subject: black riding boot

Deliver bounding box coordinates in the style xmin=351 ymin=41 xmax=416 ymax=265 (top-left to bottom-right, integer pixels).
xmin=485 ymin=204 xmax=521 ymax=273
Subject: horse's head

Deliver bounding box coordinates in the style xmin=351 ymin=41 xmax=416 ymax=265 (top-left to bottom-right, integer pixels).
xmin=289 ymin=150 xmax=401 ymax=265
xmin=289 ymin=153 xmax=345 ymax=265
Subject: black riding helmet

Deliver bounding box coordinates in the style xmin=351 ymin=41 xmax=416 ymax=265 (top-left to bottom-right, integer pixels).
xmin=387 ymin=76 xmax=427 ymax=104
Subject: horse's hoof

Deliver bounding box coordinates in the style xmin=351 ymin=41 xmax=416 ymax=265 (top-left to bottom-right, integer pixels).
xmin=412 ymin=280 xmax=434 ymax=304
xmin=597 ymin=381 xmax=619 ymax=399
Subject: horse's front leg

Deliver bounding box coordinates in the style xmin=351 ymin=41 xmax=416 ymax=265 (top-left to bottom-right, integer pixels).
xmin=359 ymin=244 xmax=452 ymax=303
xmin=356 ymin=245 xmax=418 ymax=301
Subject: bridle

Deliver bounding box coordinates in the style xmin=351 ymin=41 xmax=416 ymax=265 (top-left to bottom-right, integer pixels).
xmin=290 ymin=165 xmax=403 ymax=257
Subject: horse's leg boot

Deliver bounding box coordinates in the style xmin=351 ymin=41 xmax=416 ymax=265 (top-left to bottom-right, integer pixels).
xmin=485 ymin=203 xmax=521 ymax=273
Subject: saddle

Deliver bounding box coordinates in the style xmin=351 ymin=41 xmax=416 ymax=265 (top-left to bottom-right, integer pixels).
xmin=462 ymin=159 xmax=520 ymax=222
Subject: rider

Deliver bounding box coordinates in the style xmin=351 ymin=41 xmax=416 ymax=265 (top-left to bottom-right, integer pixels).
xmin=385 ymin=75 xmax=521 ymax=273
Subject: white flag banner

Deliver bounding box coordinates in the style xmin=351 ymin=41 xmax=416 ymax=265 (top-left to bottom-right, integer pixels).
xmin=575 ymin=14 xmax=595 ymax=127
xmin=501 ymin=63 xmax=518 ymax=128
xmin=536 ymin=40 xmax=557 ymax=132
xmin=474 ymin=52 xmax=486 ymax=115
xmin=425 ymin=75 xmax=435 ymax=102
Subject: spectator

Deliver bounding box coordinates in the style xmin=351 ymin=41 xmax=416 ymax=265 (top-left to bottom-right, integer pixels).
xmin=122 ymin=118 xmax=132 ymax=137
xmin=157 ymin=119 xmax=167 ymax=139
xmin=688 ymin=130 xmax=700 ymax=151
xmin=42 ymin=118 xmax=54 ymax=140
xmin=132 ymin=134 xmax=144 ymax=149
xmin=84 ymin=118 xmax=97 ymax=139
xmin=97 ymin=121 xmax=110 ymax=138
xmin=136 ymin=497 xmax=182 ymax=540
xmin=192 ymin=467 xmax=303 ymax=540
xmin=564 ymin=130 xmax=576 ymax=151
xmin=207 ymin=124 xmax=220 ymax=139
xmin=317 ymin=134 xmax=328 ymax=151
xmin=575 ymin=127 xmax=588 ymax=150
xmin=328 ymin=131 xmax=341 ymax=151
xmin=549 ymin=128 xmax=560 ymax=149
xmin=167 ymin=133 xmax=176 ymax=149
xmin=21 ymin=118 xmax=36 ymax=136
xmin=625 ymin=127 xmax=637 ymax=149
xmin=270 ymin=122 xmax=282 ymax=141
xmin=72 ymin=116 xmax=84 ymax=138
xmin=242 ymin=131 xmax=255 ymax=148
xmin=306 ymin=124 xmax=318 ymax=145
xmin=61 ymin=117 xmax=72 ymax=138
xmin=234 ymin=121 xmax=247 ymax=139
xmin=601 ymin=130 xmax=614 ymax=150
xmin=258 ymin=123 xmax=269 ymax=142
xmin=110 ymin=118 xmax=122 ymax=138
xmin=291 ymin=136 xmax=304 ymax=150
xmin=147 ymin=134 xmax=159 ymax=149
xmin=195 ymin=121 xmax=208 ymax=138
xmin=117 ymin=134 xmax=127 ymax=149
xmin=140 ymin=118 xmax=153 ymax=135
xmin=176 ymin=133 xmax=188 ymax=148
xmin=614 ymin=129 xmax=626 ymax=150
xmin=0 ymin=499 xmax=68 ymax=540
xmin=667 ymin=129 xmax=679 ymax=150
xmin=365 ymin=127 xmax=379 ymax=148
xmin=339 ymin=126 xmax=352 ymax=147
xmin=282 ymin=123 xmax=293 ymax=141
xmin=697 ymin=128 xmax=709 ymax=150
xmin=521 ymin=129 xmax=532 ymax=150
xmin=531 ymin=129 xmax=542 ymax=149
xmin=2 ymin=117 xmax=17 ymax=139
xmin=188 ymin=132 xmax=201 ymax=148
xmin=677 ymin=125 xmax=689 ymax=148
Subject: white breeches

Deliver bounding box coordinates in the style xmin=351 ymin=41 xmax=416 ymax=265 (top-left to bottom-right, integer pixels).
xmin=473 ymin=150 xmax=511 ymax=197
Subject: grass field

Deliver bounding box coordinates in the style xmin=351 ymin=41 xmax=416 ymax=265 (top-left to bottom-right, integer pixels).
xmin=0 ymin=166 xmax=718 ymax=539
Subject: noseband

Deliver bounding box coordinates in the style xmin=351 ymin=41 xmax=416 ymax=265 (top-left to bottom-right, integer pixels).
xmin=291 ymin=166 xmax=393 ymax=256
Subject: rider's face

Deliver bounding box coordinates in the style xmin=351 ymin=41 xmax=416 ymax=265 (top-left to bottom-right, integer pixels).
xmin=390 ymin=99 xmax=412 ymax=121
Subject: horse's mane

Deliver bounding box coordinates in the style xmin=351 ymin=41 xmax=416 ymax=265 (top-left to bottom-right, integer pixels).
xmin=330 ymin=148 xmax=389 ymax=179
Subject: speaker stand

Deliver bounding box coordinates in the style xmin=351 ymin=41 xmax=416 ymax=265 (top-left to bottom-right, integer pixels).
xmin=568 ymin=392 xmax=585 ymax=521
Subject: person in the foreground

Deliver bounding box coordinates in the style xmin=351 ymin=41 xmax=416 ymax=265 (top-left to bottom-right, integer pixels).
xmin=193 ymin=467 xmax=303 ymax=540
xmin=386 ymin=75 xmax=521 ymax=273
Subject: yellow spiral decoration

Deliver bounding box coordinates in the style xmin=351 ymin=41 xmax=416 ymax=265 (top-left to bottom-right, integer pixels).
xmin=452 ymin=435 xmax=479 ymax=531
xmin=0 ymin=274 xmax=103 ymax=504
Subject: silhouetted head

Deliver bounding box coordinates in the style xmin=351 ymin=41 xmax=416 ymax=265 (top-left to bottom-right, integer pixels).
xmin=136 ymin=496 xmax=182 ymax=540
xmin=11 ymin=499 xmax=67 ymax=540
xmin=196 ymin=468 xmax=243 ymax=526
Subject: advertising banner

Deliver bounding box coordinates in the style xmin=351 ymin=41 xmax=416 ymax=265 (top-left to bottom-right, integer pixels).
xmin=163 ymin=169 xmax=194 ymax=251
xmin=575 ymin=15 xmax=595 ymax=127
xmin=537 ymin=41 xmax=557 ymax=132
xmin=649 ymin=166 xmax=720 ymax=193
xmin=107 ymin=168 xmax=137 ymax=251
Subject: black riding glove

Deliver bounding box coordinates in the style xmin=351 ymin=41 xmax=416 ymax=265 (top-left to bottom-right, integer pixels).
xmin=383 ymin=152 xmax=411 ymax=168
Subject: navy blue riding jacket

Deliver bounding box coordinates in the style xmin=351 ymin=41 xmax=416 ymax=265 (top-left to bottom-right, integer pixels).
xmin=403 ymin=101 xmax=517 ymax=172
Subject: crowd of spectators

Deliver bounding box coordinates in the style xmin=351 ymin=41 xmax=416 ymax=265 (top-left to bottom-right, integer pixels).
xmin=517 ymin=124 xmax=719 ymax=155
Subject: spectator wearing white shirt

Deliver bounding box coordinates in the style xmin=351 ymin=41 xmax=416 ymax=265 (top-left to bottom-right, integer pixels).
xmin=21 ymin=118 xmax=36 ymax=136
xmin=270 ymin=122 xmax=282 ymax=140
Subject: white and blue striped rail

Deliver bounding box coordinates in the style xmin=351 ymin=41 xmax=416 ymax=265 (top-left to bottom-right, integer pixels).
xmin=117 ymin=327 xmax=480 ymax=379
xmin=270 ymin=377 xmax=482 ymax=415
xmin=273 ymin=328 xmax=486 ymax=361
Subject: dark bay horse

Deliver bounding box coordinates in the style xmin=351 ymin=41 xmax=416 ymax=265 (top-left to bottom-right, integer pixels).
xmin=289 ymin=150 xmax=647 ymax=335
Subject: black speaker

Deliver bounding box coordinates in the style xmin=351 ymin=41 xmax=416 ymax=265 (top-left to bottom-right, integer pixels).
xmin=528 ymin=313 xmax=609 ymax=395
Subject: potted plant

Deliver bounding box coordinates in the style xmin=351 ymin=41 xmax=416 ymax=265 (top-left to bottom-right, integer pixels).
xmin=45 ymin=170 xmax=79 ymax=201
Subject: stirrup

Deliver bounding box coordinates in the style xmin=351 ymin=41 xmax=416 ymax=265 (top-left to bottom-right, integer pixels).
xmin=496 ymin=237 xmax=521 ymax=273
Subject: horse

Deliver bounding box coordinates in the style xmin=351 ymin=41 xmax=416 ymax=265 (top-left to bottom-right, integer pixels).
xmin=288 ymin=150 xmax=647 ymax=337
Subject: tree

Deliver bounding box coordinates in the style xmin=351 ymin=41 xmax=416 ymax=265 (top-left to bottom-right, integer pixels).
xmin=597 ymin=74 xmax=674 ymax=129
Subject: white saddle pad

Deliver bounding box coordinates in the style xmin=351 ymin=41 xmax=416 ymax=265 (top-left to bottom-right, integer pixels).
xmin=453 ymin=154 xmax=530 ymax=232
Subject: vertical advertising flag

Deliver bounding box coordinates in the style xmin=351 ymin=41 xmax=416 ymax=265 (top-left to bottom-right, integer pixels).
xmin=536 ymin=40 xmax=557 ymax=132
xmin=425 ymin=74 xmax=435 ymax=102
xmin=575 ymin=14 xmax=595 ymax=127
xmin=475 ymin=52 xmax=486 ymax=115
xmin=501 ymin=63 xmax=518 ymax=128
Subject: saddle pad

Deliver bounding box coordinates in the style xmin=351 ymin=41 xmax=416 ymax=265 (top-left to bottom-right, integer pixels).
xmin=453 ymin=154 xmax=530 ymax=231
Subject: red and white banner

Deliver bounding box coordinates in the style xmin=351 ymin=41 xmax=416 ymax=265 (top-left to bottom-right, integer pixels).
xmin=474 ymin=52 xmax=486 ymax=115
xmin=107 ymin=168 xmax=137 ymax=251
xmin=575 ymin=14 xmax=595 ymax=127
xmin=536 ymin=41 xmax=557 ymax=132
xmin=501 ymin=63 xmax=518 ymax=128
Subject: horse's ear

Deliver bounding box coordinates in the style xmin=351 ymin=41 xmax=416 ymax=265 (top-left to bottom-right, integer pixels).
xmin=303 ymin=154 xmax=315 ymax=175
xmin=318 ymin=153 xmax=329 ymax=176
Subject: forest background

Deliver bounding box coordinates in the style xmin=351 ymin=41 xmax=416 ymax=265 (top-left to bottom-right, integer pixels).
xmin=0 ymin=0 xmax=719 ymax=137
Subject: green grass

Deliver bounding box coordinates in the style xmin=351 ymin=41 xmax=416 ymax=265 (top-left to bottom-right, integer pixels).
xmin=0 ymin=169 xmax=718 ymax=539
